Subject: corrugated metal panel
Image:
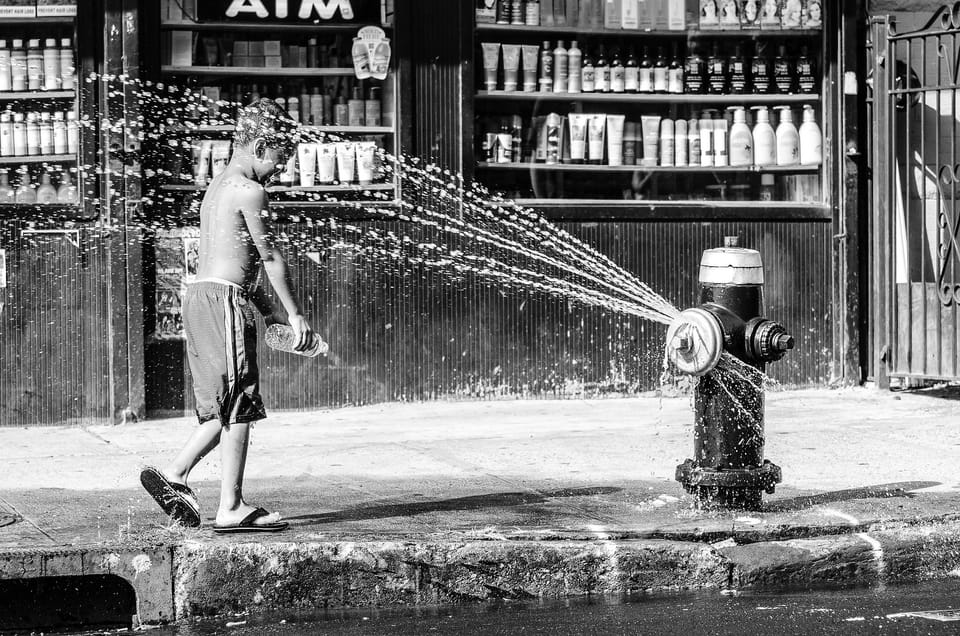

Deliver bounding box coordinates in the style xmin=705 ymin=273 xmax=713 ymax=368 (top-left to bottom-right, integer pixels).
xmin=0 ymin=225 xmax=112 ymax=426
xmin=188 ymin=217 xmax=827 ymax=414
xmin=409 ymin=0 xmax=464 ymax=171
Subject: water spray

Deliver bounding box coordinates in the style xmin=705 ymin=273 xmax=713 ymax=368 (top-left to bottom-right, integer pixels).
xmin=665 ymin=237 xmax=794 ymax=510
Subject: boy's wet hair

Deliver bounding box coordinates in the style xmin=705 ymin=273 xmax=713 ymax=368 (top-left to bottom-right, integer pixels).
xmin=234 ymin=97 xmax=298 ymax=154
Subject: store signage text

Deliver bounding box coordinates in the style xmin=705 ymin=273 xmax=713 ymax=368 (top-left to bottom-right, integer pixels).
xmin=224 ymin=0 xmax=355 ymax=20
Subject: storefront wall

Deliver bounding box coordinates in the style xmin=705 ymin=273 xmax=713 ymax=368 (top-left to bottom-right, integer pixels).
xmin=0 ymin=0 xmax=851 ymax=425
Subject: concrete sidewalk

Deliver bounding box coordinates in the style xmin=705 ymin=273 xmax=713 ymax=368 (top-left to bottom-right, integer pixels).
xmin=2 ymin=387 xmax=960 ymax=625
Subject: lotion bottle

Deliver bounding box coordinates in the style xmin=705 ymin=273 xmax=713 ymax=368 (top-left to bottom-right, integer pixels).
xmin=728 ymin=107 xmax=753 ymax=167
xmin=775 ymin=106 xmax=799 ymax=166
xmin=552 ymin=40 xmax=567 ymax=93
xmin=799 ymin=104 xmax=822 ymax=166
xmin=751 ymin=105 xmax=777 ymax=167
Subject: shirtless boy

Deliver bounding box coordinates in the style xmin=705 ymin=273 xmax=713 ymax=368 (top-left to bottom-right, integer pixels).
xmin=141 ymin=98 xmax=314 ymax=533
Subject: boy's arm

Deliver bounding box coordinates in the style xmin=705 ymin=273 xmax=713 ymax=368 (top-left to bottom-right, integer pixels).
xmin=238 ymin=186 xmax=314 ymax=350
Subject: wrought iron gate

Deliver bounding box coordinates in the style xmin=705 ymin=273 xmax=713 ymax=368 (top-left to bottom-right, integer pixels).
xmin=871 ymin=4 xmax=960 ymax=384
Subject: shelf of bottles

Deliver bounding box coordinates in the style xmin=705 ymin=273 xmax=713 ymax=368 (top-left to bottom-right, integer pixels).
xmin=473 ymin=0 xmax=826 ymax=209
xmin=156 ymin=16 xmax=399 ymax=212
xmin=0 ymin=10 xmax=80 ymax=209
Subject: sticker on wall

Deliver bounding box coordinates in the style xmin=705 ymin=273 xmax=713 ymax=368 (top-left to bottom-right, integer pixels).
xmin=353 ymin=26 xmax=390 ymax=80
xmin=37 ymin=0 xmax=78 ymax=17
xmin=152 ymin=228 xmax=199 ymax=341
xmin=0 ymin=0 xmax=36 ymax=19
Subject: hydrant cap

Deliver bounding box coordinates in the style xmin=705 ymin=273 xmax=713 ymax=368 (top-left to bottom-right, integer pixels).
xmin=699 ymin=247 xmax=764 ymax=285
xmin=665 ymin=308 xmax=724 ymax=376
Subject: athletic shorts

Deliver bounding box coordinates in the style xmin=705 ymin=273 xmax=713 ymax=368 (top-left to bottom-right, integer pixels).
xmin=183 ymin=281 xmax=267 ymax=425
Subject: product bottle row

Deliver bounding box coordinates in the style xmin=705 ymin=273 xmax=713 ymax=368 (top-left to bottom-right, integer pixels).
xmin=477 ymin=0 xmax=823 ymax=31
xmin=0 ymin=109 xmax=78 ymax=157
xmin=0 ymin=38 xmax=74 ymax=92
xmin=159 ymin=137 xmax=388 ymax=189
xmin=480 ymin=39 xmax=817 ymax=95
xmin=171 ymin=79 xmax=390 ymax=129
xmin=479 ymin=103 xmax=821 ymax=169
xmin=0 ymin=165 xmax=77 ymax=204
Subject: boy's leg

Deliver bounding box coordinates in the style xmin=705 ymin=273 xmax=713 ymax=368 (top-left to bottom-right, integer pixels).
xmin=215 ymin=421 xmax=281 ymax=526
xmin=162 ymin=419 xmax=222 ymax=485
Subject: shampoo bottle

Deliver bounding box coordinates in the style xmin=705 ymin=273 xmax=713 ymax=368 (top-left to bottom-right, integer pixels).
xmin=728 ymin=107 xmax=753 ymax=167
xmin=799 ymin=104 xmax=822 ymax=165
xmin=567 ymin=40 xmax=582 ymax=93
xmin=553 ymin=40 xmax=567 ymax=93
xmin=751 ymin=105 xmax=777 ymax=167
xmin=775 ymin=106 xmax=799 ymax=166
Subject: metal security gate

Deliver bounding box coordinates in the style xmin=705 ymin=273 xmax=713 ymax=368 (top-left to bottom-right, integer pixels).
xmin=871 ymin=4 xmax=960 ymax=385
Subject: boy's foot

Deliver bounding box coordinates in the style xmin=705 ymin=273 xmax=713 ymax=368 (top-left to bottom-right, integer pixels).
xmin=213 ymin=506 xmax=288 ymax=534
xmin=139 ymin=466 xmax=201 ymax=528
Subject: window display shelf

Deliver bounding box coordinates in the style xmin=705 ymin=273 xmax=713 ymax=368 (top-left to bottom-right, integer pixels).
xmin=0 ymin=91 xmax=75 ymax=101
xmin=477 ymin=161 xmax=819 ymax=173
xmin=477 ymin=90 xmax=818 ymax=104
xmin=160 ymin=21 xmax=389 ymax=33
xmin=475 ymin=24 xmax=822 ymax=37
xmin=165 ymin=124 xmax=395 ymax=135
xmin=161 ymin=66 xmax=357 ymax=77
xmin=0 ymin=17 xmax=75 ymax=25
xmin=487 ymin=199 xmax=831 ymax=221
xmin=161 ymin=183 xmax=395 ymax=193
xmin=0 ymin=154 xmax=76 ymax=166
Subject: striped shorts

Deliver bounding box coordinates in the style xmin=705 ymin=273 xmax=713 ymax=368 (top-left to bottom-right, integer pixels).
xmin=183 ymin=281 xmax=267 ymax=425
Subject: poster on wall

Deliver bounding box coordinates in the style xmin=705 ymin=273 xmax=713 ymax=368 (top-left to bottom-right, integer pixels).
xmin=153 ymin=228 xmax=199 ymax=341
xmin=197 ymin=0 xmax=381 ymax=24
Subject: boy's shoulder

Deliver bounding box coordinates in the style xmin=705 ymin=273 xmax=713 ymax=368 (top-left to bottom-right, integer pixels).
xmin=218 ymin=173 xmax=267 ymax=206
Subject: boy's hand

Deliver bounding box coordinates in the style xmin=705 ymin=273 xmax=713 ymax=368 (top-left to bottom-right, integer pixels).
xmin=288 ymin=314 xmax=314 ymax=352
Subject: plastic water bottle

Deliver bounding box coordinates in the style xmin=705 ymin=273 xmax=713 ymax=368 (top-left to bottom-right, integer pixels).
xmin=265 ymin=323 xmax=328 ymax=357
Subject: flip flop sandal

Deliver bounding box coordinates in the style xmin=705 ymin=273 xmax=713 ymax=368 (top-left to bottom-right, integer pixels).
xmin=140 ymin=466 xmax=201 ymax=528
xmin=213 ymin=507 xmax=289 ymax=534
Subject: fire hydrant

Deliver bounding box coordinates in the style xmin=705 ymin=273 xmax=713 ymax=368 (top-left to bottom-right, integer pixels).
xmin=665 ymin=237 xmax=794 ymax=510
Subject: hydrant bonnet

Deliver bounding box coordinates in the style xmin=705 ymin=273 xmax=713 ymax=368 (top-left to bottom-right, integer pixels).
xmin=698 ymin=247 xmax=764 ymax=286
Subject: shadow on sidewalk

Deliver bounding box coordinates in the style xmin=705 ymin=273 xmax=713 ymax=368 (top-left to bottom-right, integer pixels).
xmin=763 ymin=481 xmax=940 ymax=513
xmin=287 ymin=486 xmax=622 ymax=526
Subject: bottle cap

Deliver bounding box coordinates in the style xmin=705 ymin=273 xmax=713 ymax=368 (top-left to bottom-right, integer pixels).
xmin=13 ymin=112 xmax=23 ymax=121
xmin=352 ymin=86 xmax=362 ymax=100
xmin=53 ymin=111 xmax=63 ymax=120
xmin=28 ymin=39 xmax=39 ymax=48
xmin=761 ymin=173 xmax=775 ymax=185
xmin=308 ymin=37 xmax=317 ymax=45
xmin=803 ymin=105 xmax=816 ymax=121
xmin=0 ymin=40 xmax=6 ymax=48
xmin=557 ymin=40 xmax=564 ymax=48
xmin=751 ymin=105 xmax=770 ymax=122
xmin=12 ymin=39 xmax=22 ymax=48
xmin=40 ymin=111 xmax=50 ymax=120
xmin=26 ymin=112 xmax=36 ymax=122
xmin=660 ymin=118 xmax=674 ymax=135
xmin=45 ymin=38 xmax=56 ymax=47
xmin=60 ymin=38 xmax=71 ymax=47
xmin=368 ymin=86 xmax=380 ymax=100
xmin=543 ymin=40 xmax=550 ymax=48
xmin=41 ymin=172 xmax=51 ymax=183
xmin=67 ymin=111 xmax=76 ymax=120
xmin=0 ymin=112 xmax=8 ymax=122
xmin=730 ymin=107 xmax=746 ymax=123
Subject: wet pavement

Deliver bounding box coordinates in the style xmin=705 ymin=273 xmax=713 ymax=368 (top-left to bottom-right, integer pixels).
xmin=1 ymin=387 xmax=959 ymax=625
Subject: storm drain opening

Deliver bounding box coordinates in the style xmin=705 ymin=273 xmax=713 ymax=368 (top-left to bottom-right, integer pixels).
xmin=0 ymin=574 xmax=136 ymax=633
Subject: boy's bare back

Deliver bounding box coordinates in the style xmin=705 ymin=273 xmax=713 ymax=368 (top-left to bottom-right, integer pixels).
xmin=195 ymin=168 xmax=270 ymax=289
